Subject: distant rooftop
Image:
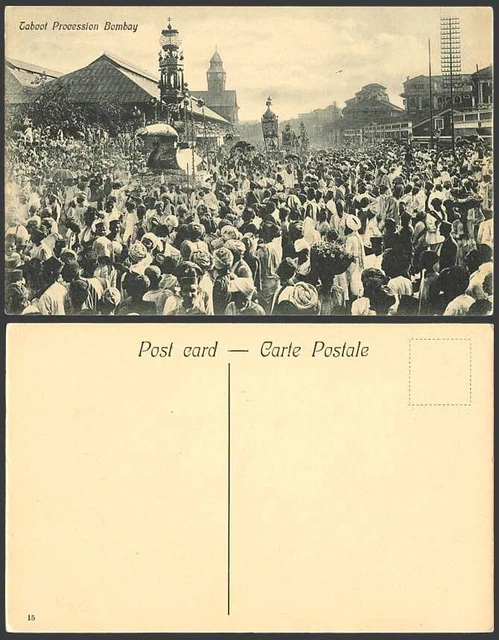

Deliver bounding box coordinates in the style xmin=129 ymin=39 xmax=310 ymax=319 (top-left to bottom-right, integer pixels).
xmin=29 ymin=52 xmax=231 ymax=125
xmin=6 ymin=57 xmax=63 ymax=79
xmin=472 ymin=64 xmax=493 ymax=79
xmin=100 ymin=50 xmax=159 ymax=83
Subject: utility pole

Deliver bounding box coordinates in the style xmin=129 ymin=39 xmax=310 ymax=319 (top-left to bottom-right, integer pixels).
xmin=197 ymin=98 xmax=209 ymax=170
xmin=183 ymin=94 xmax=190 ymax=188
xmin=203 ymin=106 xmax=209 ymax=170
xmin=448 ymin=28 xmax=455 ymax=157
xmin=428 ymin=38 xmax=434 ymax=150
xmin=440 ymin=15 xmax=461 ymax=157
xmin=190 ymin=99 xmax=196 ymax=182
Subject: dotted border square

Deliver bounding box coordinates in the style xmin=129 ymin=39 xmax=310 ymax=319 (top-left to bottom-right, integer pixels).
xmin=409 ymin=339 xmax=472 ymax=407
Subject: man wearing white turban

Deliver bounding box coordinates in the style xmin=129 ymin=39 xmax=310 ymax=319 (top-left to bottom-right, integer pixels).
xmin=225 ymin=277 xmax=265 ymax=316
xmin=344 ymin=214 xmax=365 ymax=302
xmin=129 ymin=240 xmax=152 ymax=275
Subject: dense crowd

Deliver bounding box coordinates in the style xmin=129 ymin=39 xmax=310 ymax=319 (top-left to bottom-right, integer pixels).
xmin=5 ymin=122 xmax=493 ymax=316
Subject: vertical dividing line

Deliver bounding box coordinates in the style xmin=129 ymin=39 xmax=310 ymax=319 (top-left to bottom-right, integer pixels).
xmin=227 ymin=362 xmax=231 ymax=616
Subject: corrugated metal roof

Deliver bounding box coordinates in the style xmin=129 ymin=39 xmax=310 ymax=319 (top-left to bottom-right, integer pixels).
xmin=29 ymin=53 xmax=232 ymax=126
xmin=118 ymin=66 xmax=158 ymax=99
xmin=100 ymin=53 xmax=233 ymax=123
xmin=100 ymin=51 xmax=159 ymax=83
xmin=33 ymin=57 xmax=155 ymax=104
xmin=6 ymin=57 xmax=62 ymax=78
xmin=7 ymin=66 xmax=54 ymax=88
xmin=5 ymin=67 xmax=33 ymax=104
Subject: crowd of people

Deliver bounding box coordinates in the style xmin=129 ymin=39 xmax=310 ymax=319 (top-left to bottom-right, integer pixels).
xmin=5 ymin=121 xmax=493 ymax=316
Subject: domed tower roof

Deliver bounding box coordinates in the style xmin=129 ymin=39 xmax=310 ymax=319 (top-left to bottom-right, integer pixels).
xmin=261 ymin=96 xmax=277 ymax=121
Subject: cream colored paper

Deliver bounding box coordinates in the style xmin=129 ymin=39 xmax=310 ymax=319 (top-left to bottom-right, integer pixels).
xmin=6 ymin=323 xmax=493 ymax=632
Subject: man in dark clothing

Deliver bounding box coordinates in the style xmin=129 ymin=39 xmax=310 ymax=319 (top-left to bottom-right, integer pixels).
xmin=438 ymin=221 xmax=457 ymax=270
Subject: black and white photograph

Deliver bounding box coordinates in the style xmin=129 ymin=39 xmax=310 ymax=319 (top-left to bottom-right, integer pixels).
xmin=3 ymin=7 xmax=495 ymax=634
xmin=4 ymin=5 xmax=494 ymax=317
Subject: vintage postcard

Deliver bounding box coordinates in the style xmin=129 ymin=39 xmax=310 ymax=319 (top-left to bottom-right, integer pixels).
xmin=5 ymin=322 xmax=493 ymax=632
xmin=4 ymin=5 xmax=493 ymax=317
xmin=3 ymin=4 xmax=494 ymax=634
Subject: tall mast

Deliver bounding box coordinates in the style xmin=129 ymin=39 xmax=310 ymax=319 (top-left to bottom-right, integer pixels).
xmin=440 ymin=16 xmax=460 ymax=157
xmin=448 ymin=24 xmax=455 ymax=156
xmin=428 ymin=38 xmax=434 ymax=149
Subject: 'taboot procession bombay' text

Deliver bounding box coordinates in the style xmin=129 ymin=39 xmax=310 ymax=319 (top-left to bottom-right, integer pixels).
xmin=19 ymin=21 xmax=139 ymax=32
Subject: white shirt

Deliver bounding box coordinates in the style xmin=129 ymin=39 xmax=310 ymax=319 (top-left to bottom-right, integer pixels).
xmin=303 ymin=200 xmax=319 ymax=221
xmin=466 ymin=262 xmax=493 ymax=301
xmin=443 ymin=294 xmax=474 ymax=316
xmin=325 ymin=198 xmax=337 ymax=216
xmin=477 ymin=219 xmax=493 ymax=248
xmin=6 ymin=224 xmax=30 ymax=245
xmin=37 ymin=281 xmax=68 ymax=316
xmin=351 ymin=297 xmax=375 ymax=316
xmin=388 ymin=276 xmax=413 ymax=298
xmin=281 ymin=170 xmax=295 ymax=190
xmin=203 ymin=191 xmax=219 ymax=214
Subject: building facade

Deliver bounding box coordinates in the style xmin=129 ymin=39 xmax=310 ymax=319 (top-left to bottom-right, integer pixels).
xmin=401 ymin=65 xmax=493 ymax=120
xmin=325 ymin=83 xmax=404 ymax=146
xmin=342 ymin=83 xmax=405 ymax=127
xmin=293 ymin=103 xmax=342 ymax=146
xmin=363 ymin=120 xmax=413 ymax=143
xmin=401 ymin=73 xmax=475 ymax=119
xmin=400 ymin=64 xmax=493 ymax=143
xmin=472 ymin=64 xmax=493 ymax=107
xmin=411 ymin=106 xmax=493 ymax=143
xmin=454 ymin=107 xmax=492 ymax=139
xmin=191 ymin=50 xmax=239 ymax=124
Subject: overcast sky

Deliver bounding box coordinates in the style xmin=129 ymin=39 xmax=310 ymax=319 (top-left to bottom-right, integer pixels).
xmin=6 ymin=6 xmax=493 ymax=121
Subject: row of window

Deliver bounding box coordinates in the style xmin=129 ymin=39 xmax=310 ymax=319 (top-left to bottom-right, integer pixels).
xmin=364 ymin=122 xmax=412 ymax=131
xmin=407 ymin=94 xmax=472 ymax=108
xmin=362 ymin=130 xmax=411 ymax=141
xmin=453 ymin=111 xmax=493 ymax=123
xmin=409 ymin=82 xmax=473 ymax=91
xmin=433 ymin=110 xmax=492 ymax=127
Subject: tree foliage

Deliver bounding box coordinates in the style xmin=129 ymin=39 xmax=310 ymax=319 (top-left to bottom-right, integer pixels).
xmin=21 ymin=82 xmax=135 ymax=136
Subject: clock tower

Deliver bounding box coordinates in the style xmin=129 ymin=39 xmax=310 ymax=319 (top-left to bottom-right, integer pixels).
xmin=206 ymin=48 xmax=226 ymax=92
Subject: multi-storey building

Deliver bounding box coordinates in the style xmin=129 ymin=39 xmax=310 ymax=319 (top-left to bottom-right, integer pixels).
xmin=401 ymin=66 xmax=492 ymax=120
xmin=342 ymin=83 xmax=405 ymax=126
xmin=472 ymin=64 xmax=493 ymax=107
xmin=401 ymin=73 xmax=474 ymax=118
